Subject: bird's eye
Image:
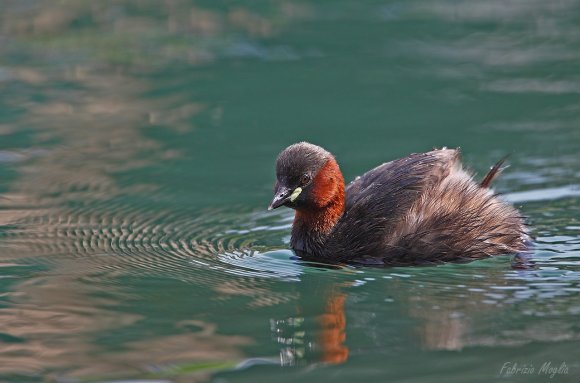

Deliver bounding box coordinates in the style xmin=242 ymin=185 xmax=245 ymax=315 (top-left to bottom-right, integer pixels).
xmin=300 ymin=174 xmax=311 ymax=186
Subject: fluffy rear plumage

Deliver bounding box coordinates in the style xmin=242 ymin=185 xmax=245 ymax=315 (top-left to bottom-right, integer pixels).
xmin=323 ymin=149 xmax=528 ymax=264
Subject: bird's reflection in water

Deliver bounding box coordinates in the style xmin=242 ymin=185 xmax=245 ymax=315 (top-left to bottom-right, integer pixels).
xmin=318 ymin=291 xmax=349 ymax=364
xmin=267 ymin=257 xmax=566 ymax=368
xmin=271 ymin=280 xmax=349 ymax=366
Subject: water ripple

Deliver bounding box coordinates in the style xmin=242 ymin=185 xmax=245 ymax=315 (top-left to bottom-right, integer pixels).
xmin=0 ymin=199 xmax=305 ymax=284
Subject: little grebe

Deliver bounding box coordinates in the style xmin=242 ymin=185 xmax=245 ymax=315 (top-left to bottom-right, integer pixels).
xmin=268 ymin=142 xmax=529 ymax=265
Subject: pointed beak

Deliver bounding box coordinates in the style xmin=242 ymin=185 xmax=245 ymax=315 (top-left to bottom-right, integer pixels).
xmin=268 ymin=186 xmax=292 ymax=210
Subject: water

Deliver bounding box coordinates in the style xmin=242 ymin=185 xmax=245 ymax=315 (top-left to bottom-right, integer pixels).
xmin=0 ymin=1 xmax=579 ymax=382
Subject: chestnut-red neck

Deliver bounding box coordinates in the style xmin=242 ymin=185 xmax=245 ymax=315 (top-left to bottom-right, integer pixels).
xmin=291 ymin=158 xmax=345 ymax=254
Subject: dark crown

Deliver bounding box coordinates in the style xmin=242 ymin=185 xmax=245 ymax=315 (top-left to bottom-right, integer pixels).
xmin=276 ymin=142 xmax=332 ymax=180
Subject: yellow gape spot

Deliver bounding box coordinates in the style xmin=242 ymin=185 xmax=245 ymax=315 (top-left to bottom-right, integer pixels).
xmin=290 ymin=187 xmax=302 ymax=202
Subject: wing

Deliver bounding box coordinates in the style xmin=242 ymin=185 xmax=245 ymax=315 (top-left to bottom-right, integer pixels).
xmin=324 ymin=148 xmax=460 ymax=260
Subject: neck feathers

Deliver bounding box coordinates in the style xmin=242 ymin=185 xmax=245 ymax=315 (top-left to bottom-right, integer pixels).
xmin=291 ymin=158 xmax=345 ymax=254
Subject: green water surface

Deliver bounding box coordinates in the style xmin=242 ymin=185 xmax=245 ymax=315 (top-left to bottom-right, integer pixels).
xmin=0 ymin=1 xmax=579 ymax=382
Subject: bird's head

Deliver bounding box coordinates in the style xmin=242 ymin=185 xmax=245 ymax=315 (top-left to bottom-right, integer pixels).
xmin=269 ymin=142 xmax=344 ymax=212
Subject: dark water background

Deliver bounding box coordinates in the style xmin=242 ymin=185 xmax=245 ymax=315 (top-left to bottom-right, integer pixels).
xmin=0 ymin=1 xmax=579 ymax=382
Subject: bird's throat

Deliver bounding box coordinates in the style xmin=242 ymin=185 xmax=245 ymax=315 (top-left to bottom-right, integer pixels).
xmin=291 ymin=158 xmax=345 ymax=255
